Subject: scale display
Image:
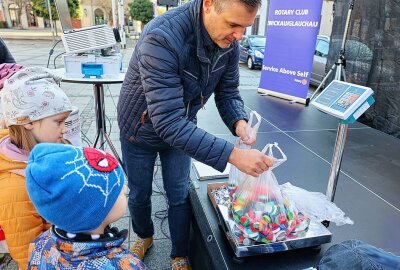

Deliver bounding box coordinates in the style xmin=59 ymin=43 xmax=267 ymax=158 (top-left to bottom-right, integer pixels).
xmin=311 ymin=80 xmax=374 ymax=122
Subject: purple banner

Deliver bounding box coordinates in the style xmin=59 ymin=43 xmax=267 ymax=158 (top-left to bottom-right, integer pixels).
xmin=259 ymin=0 xmax=323 ymax=102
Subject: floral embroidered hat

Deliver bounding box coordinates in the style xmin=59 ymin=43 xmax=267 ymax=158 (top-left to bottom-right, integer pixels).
xmin=0 ymin=66 xmax=72 ymax=127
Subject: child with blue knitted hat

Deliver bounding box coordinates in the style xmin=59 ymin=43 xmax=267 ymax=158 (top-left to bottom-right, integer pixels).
xmin=26 ymin=143 xmax=145 ymax=270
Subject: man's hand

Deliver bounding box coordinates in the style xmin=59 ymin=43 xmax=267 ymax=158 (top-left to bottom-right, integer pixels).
xmin=228 ymin=147 xmax=274 ymax=177
xmin=235 ymin=120 xmax=256 ymax=146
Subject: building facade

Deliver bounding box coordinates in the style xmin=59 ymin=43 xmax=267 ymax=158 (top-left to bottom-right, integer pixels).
xmin=0 ymin=0 xmax=38 ymax=28
xmin=0 ymin=0 xmax=133 ymax=30
xmin=0 ymin=0 xmax=334 ymax=39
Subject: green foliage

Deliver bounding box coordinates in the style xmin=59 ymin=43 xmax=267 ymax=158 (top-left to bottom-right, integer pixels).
xmin=32 ymin=0 xmax=81 ymax=20
xmin=129 ymin=0 xmax=154 ymax=25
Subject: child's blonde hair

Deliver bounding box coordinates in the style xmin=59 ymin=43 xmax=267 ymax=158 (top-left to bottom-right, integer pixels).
xmin=8 ymin=125 xmax=38 ymax=152
xmin=8 ymin=120 xmax=71 ymax=152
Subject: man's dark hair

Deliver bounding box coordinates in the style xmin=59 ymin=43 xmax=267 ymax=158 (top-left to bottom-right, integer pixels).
xmin=213 ymin=0 xmax=261 ymax=13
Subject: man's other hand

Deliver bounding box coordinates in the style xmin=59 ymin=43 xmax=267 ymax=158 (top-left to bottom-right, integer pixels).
xmin=228 ymin=147 xmax=274 ymax=177
xmin=234 ymin=120 xmax=256 ymax=146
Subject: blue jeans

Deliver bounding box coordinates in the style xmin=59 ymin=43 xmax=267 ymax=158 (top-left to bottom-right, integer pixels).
xmin=319 ymin=240 xmax=400 ymax=270
xmin=120 ymin=136 xmax=192 ymax=258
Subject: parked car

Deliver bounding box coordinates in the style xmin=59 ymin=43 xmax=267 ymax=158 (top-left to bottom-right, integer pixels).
xmin=239 ymin=35 xmax=266 ymax=69
xmin=239 ymin=35 xmax=330 ymax=87
xmin=310 ymin=35 xmax=330 ymax=86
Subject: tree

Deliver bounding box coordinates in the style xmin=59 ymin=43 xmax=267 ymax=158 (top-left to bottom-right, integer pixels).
xmin=31 ymin=0 xmax=81 ymax=20
xmin=129 ymin=0 xmax=153 ymax=29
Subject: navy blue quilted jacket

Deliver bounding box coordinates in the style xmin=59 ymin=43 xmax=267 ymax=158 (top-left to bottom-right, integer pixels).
xmin=0 ymin=37 xmax=15 ymax=64
xmin=117 ymin=0 xmax=247 ymax=172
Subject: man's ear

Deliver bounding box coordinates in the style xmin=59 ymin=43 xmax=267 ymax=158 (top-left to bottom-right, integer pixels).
xmin=23 ymin=123 xmax=34 ymax=130
xmin=203 ymin=0 xmax=213 ymax=13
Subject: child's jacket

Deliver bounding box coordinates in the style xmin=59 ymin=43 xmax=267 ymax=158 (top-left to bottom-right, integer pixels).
xmin=28 ymin=226 xmax=146 ymax=269
xmin=0 ymin=130 xmax=50 ymax=270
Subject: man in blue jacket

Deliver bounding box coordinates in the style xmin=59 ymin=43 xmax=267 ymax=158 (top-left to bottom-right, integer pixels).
xmin=0 ymin=37 xmax=15 ymax=64
xmin=117 ymin=0 xmax=272 ymax=268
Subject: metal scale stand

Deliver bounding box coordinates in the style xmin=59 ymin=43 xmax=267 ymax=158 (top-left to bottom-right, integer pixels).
xmin=212 ymin=0 xmax=375 ymax=259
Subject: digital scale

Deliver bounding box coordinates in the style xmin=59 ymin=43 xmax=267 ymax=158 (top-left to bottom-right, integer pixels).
xmin=208 ymin=80 xmax=375 ymax=259
xmin=311 ymin=80 xmax=375 ymax=124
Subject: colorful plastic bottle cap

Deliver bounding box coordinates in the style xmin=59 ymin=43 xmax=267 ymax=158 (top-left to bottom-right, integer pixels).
xmin=243 ymin=238 xmax=251 ymax=246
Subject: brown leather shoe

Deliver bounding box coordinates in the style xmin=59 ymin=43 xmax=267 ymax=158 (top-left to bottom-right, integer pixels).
xmin=130 ymin=236 xmax=153 ymax=261
xmin=171 ymin=257 xmax=191 ymax=270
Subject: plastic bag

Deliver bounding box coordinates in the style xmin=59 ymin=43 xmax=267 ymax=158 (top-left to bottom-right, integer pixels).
xmin=228 ymin=111 xmax=261 ymax=195
xmin=280 ymin=182 xmax=354 ymax=226
xmin=231 ymin=143 xmax=306 ymax=244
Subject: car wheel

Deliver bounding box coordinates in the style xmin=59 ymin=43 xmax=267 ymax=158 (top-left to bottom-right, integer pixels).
xmin=247 ymin=57 xmax=254 ymax=69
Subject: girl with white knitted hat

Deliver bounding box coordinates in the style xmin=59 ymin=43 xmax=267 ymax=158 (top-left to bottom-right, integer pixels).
xmin=0 ymin=66 xmax=73 ymax=270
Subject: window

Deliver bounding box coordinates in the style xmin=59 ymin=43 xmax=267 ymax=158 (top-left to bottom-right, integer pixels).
xmin=26 ymin=3 xmax=37 ymax=27
xmin=249 ymin=37 xmax=266 ymax=47
xmin=315 ymin=39 xmax=329 ymax=57
xmin=9 ymin=4 xmax=20 ymax=27
xmin=241 ymin=37 xmax=249 ymax=47
xmin=94 ymin=9 xmax=105 ymax=25
xmin=251 ymin=16 xmax=260 ymax=35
